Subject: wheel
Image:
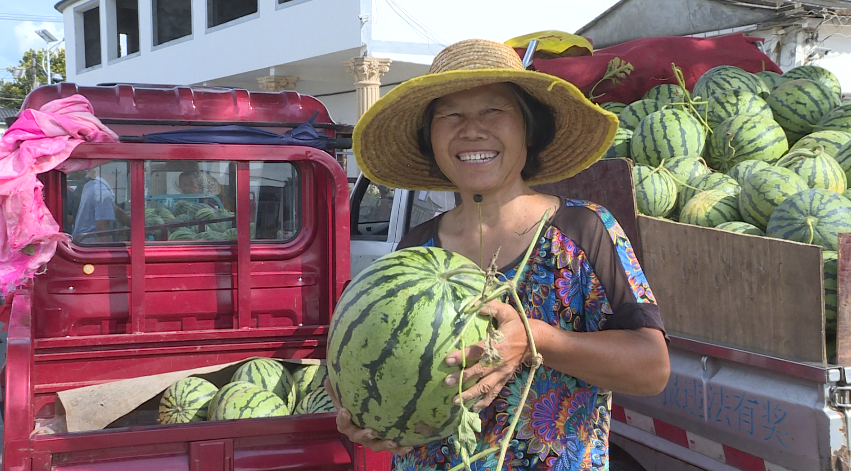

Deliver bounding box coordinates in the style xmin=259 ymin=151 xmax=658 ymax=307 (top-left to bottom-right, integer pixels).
xmin=609 ymin=443 xmax=647 ymax=471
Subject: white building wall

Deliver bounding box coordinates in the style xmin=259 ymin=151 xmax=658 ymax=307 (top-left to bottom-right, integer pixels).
xmin=62 ymin=0 xmax=361 ymax=86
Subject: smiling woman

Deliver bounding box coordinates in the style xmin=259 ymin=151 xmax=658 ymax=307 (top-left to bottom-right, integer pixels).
xmin=333 ymin=38 xmax=671 ymax=471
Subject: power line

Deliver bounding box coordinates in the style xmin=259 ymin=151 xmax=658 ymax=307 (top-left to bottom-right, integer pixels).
xmin=0 ymin=13 xmax=63 ymax=23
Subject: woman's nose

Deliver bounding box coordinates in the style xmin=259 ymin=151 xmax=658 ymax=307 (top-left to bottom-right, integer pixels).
xmin=457 ymin=116 xmax=488 ymax=139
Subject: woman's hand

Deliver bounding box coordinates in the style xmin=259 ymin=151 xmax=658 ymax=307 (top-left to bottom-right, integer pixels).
xmin=323 ymin=379 xmax=413 ymax=455
xmin=443 ymin=299 xmax=541 ymax=411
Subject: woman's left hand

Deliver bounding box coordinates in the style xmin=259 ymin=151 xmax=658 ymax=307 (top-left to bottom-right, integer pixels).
xmin=443 ymin=299 xmax=541 ymax=411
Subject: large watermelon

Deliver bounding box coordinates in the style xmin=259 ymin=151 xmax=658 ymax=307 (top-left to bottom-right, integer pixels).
xmin=704 ymin=114 xmax=788 ymax=172
xmin=756 ymin=71 xmax=788 ymax=92
xmin=599 ymin=101 xmax=627 ymax=115
xmin=679 ymin=173 xmax=740 ymax=212
xmin=662 ymin=155 xmax=710 ymax=192
xmin=692 ymin=65 xmax=769 ymax=100
xmin=767 ymin=79 xmax=841 ymax=144
xmin=604 ymin=127 xmax=632 ymax=158
xmin=211 ymin=385 xmax=290 ymax=420
xmin=158 ymin=377 xmax=219 ymax=424
xmin=836 ymin=140 xmax=851 ymax=183
xmin=775 ymin=147 xmax=847 ymax=193
xmin=619 ymin=99 xmax=664 ymax=130
xmin=231 ymin=357 xmax=297 ymax=409
xmin=326 ymin=247 xmax=491 ymax=446
xmin=727 ymin=159 xmax=772 ymax=186
xmin=765 ymin=188 xmax=851 ymax=251
xmin=206 ymin=381 xmax=260 ymax=418
xmin=715 ymin=221 xmax=765 ymax=236
xmin=631 ymin=109 xmax=706 ymax=167
xmin=789 ymin=130 xmax=851 ymax=159
xmin=633 ymin=164 xmax=678 ymax=217
xmin=783 ymin=65 xmax=842 ymax=98
xmin=679 ymin=190 xmax=741 ymax=227
xmin=739 ymin=167 xmax=809 ymax=230
xmin=294 ymin=387 xmax=337 ymax=415
xmin=644 ymin=84 xmax=685 ymax=104
xmin=815 ymin=103 xmax=851 ymax=134
xmin=699 ymin=89 xmax=773 ymax=130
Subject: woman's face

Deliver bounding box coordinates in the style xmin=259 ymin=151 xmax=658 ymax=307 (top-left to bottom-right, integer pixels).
xmin=429 ymin=83 xmax=527 ymax=195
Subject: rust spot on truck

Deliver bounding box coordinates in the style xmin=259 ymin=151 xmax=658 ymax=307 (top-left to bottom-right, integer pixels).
xmin=832 ymin=444 xmax=850 ymax=471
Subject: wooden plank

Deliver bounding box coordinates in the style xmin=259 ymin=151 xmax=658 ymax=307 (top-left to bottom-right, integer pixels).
xmin=533 ymin=158 xmax=642 ymax=261
xmin=638 ymin=215 xmax=825 ymax=363
xmin=836 ymin=233 xmax=851 ymax=365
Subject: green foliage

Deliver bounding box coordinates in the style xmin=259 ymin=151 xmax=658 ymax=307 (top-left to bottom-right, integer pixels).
xmin=1 ymin=48 xmax=66 ymax=109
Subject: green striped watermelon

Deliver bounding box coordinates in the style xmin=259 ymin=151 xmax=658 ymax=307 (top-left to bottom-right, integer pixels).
xmin=207 ymin=381 xmax=259 ymax=418
xmin=775 ymin=147 xmax=847 ymax=193
xmin=824 ymin=250 xmax=838 ymax=335
xmin=680 ymin=173 xmax=741 ymax=212
xmin=699 ymin=89 xmax=773 ymax=130
xmin=644 ymin=84 xmax=685 ymax=104
xmin=815 ymin=102 xmax=851 ymax=134
xmin=231 ymin=358 xmax=297 ymax=409
xmin=292 ymin=364 xmax=328 ymax=405
xmin=765 ymin=188 xmax=851 ymax=250
xmin=767 ymin=79 xmax=841 ymax=144
xmin=211 ymin=385 xmax=290 ymax=420
xmin=783 ymin=65 xmax=842 ymax=98
xmin=619 ymin=99 xmax=664 ymax=130
xmin=326 ymin=247 xmax=491 ymax=446
xmin=631 ymin=109 xmax=706 ymax=167
xmin=715 ymin=221 xmax=765 ymax=236
xmin=679 ymin=190 xmax=741 ymax=227
xmin=836 ymin=140 xmax=851 ymax=183
xmin=705 ymin=114 xmax=788 ymax=172
xmin=756 ymin=71 xmax=789 ymax=92
xmin=158 ymin=377 xmax=219 ymax=424
xmin=727 ymin=159 xmax=772 ymax=186
xmin=692 ymin=66 xmax=769 ymax=100
xmin=604 ymin=127 xmax=632 ymax=158
xmin=633 ymin=165 xmax=678 ymax=217
xmin=662 ymin=155 xmax=710 ymax=191
xmin=789 ymin=130 xmax=851 ymax=159
xmin=739 ymin=167 xmax=809 ymax=230
xmin=600 ymin=101 xmax=627 ymax=115
xmin=294 ymin=387 xmax=337 ymax=415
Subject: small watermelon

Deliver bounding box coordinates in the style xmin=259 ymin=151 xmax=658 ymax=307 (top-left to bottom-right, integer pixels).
xmin=207 ymin=381 xmax=258 ymax=418
xmin=739 ymin=167 xmax=809 ymax=230
xmin=698 ymin=89 xmax=773 ymax=131
xmin=158 ymin=377 xmax=219 ymax=424
xmin=631 ymin=109 xmax=706 ymax=167
xmin=619 ymin=99 xmax=664 ymax=130
xmin=644 ymin=84 xmax=685 ymax=104
xmin=756 ymin=71 xmax=788 ymax=91
xmin=727 ymin=160 xmax=772 ymax=186
xmin=231 ymin=358 xmax=297 ymax=409
xmin=599 ymin=101 xmax=627 ymax=115
xmin=680 ymin=173 xmax=741 ymax=212
xmin=292 ymin=364 xmax=328 ymax=405
xmin=767 ymin=79 xmax=841 ymax=144
xmin=604 ymin=127 xmax=633 ymax=158
xmin=679 ymin=190 xmax=741 ymax=227
xmin=789 ymin=130 xmax=851 ymax=159
xmin=815 ymin=102 xmax=851 ymax=135
xmin=705 ymin=114 xmax=788 ymax=172
xmin=633 ymin=165 xmax=678 ymax=217
xmin=775 ymin=147 xmax=847 ymax=193
xmin=836 ymin=140 xmax=851 ymax=183
xmin=294 ymin=387 xmax=337 ymax=415
xmin=662 ymin=155 xmax=710 ymax=192
xmin=212 ymin=385 xmax=290 ymax=420
xmin=693 ymin=66 xmax=769 ymax=100
xmin=765 ymin=188 xmax=851 ymax=250
xmin=783 ymin=65 xmax=842 ymax=98
xmin=715 ymin=221 xmax=765 ymax=236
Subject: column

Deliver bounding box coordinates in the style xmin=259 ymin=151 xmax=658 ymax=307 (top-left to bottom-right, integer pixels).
xmin=256 ymin=75 xmax=299 ymax=92
xmin=343 ymin=56 xmax=392 ymax=119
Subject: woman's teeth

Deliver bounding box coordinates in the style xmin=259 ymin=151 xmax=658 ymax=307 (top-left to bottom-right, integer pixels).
xmin=458 ymin=151 xmax=497 ymax=162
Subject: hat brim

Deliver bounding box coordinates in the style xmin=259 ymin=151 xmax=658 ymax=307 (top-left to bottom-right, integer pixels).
xmin=354 ymin=68 xmax=618 ymax=191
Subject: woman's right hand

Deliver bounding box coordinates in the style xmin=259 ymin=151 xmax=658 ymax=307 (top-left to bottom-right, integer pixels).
xmin=323 ymin=379 xmax=413 ymax=455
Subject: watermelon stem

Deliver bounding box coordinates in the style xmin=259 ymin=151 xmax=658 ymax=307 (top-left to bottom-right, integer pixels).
xmin=669 ymin=63 xmax=712 ymax=135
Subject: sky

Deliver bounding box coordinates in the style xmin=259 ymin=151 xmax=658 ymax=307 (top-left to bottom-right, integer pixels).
xmin=0 ymin=0 xmax=64 ymax=84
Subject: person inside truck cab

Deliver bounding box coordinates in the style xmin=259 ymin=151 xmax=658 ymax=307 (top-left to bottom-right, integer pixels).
xmin=71 ymin=166 xmax=130 ymax=242
xmin=330 ymin=38 xmax=670 ymax=470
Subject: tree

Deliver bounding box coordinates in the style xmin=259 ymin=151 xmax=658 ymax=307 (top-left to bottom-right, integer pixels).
xmin=1 ymin=48 xmax=66 ymax=109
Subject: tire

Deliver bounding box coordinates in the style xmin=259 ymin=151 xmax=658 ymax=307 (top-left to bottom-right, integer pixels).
xmin=610 ymin=443 xmax=647 ymax=471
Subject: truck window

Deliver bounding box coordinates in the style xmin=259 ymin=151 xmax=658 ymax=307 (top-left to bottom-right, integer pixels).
xmin=249 ymin=161 xmax=300 ymax=241
xmin=352 ymin=181 xmax=394 ymax=239
xmin=65 ymin=162 xmax=131 ymax=244
xmin=406 ymin=190 xmax=458 ymax=232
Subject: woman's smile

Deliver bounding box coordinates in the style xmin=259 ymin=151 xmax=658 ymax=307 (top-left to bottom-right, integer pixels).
xmin=457 ymin=151 xmax=499 ymax=163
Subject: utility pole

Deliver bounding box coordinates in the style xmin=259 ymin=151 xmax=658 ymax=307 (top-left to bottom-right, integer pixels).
xmin=31 ymin=56 xmax=39 ymax=91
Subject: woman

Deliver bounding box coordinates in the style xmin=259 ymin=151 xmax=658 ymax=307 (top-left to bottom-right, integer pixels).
xmin=333 ymin=38 xmax=669 ymax=470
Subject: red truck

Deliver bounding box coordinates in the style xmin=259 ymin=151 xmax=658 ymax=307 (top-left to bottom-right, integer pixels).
xmin=1 ymin=83 xmax=390 ymax=471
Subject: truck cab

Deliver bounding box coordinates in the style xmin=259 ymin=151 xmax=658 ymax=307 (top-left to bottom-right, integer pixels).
xmin=2 ymin=83 xmax=388 ymax=471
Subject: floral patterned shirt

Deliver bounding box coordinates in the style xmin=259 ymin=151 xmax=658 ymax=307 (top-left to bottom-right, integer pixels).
xmin=393 ymin=199 xmax=664 ymax=471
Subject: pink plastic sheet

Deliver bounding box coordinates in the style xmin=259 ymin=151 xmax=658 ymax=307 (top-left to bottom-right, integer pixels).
xmin=0 ymin=94 xmax=118 ymax=298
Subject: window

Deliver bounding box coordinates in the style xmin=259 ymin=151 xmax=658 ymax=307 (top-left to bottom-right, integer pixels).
xmin=353 ymin=181 xmax=394 ymax=239
xmin=407 ymin=190 xmax=457 ymax=232
xmin=153 ymin=0 xmax=192 ymax=45
xmin=207 ymin=0 xmax=257 ymax=28
xmin=65 ymin=163 xmax=131 ymax=244
xmin=249 ymin=162 xmax=300 ymax=241
xmin=110 ymin=0 xmax=139 ymax=59
xmin=82 ymin=7 xmax=101 ymax=68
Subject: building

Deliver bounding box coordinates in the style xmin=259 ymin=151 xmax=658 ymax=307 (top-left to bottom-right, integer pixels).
xmin=53 ymin=0 xmax=609 ymax=177
xmin=0 ymin=106 xmax=18 ymax=137
xmin=577 ymin=0 xmax=851 ymax=98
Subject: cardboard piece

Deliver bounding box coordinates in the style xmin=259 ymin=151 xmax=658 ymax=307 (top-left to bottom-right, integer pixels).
xmin=56 ymin=357 xmax=323 ymax=433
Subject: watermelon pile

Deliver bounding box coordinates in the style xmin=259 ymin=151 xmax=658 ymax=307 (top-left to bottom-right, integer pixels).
xmin=157 ymin=360 xmax=334 ymax=425
xmin=604 ymin=63 xmax=850 ymax=362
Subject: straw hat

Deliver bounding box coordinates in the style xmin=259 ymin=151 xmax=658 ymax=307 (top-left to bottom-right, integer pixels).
xmin=353 ymin=38 xmax=618 ymax=191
